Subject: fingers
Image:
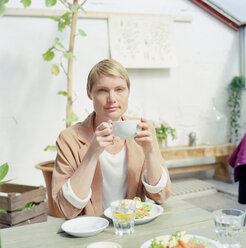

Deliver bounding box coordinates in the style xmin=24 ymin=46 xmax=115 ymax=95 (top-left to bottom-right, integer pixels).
xmin=135 ymin=118 xmax=153 ymax=149
xmin=92 ymin=122 xmax=114 ymax=148
xmin=95 ymin=135 xmax=114 ymax=146
xmin=95 ymin=127 xmax=112 ymax=137
xmin=137 ymin=118 xmax=149 ymax=131
xmin=96 ymin=122 xmax=112 ymax=131
xmin=135 ymin=130 xmax=152 ymax=142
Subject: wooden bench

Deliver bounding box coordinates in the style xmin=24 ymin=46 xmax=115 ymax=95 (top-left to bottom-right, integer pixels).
xmin=160 ymin=143 xmax=236 ymax=183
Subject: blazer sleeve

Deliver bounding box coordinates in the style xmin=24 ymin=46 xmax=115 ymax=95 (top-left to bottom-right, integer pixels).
xmin=142 ymin=122 xmax=172 ymax=204
xmin=52 ymin=130 xmax=87 ymax=219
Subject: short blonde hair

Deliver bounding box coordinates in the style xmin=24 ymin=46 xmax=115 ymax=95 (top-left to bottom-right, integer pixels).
xmin=87 ymin=59 xmax=130 ymax=93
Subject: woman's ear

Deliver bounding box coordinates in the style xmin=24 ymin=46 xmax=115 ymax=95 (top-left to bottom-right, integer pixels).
xmin=87 ymin=89 xmax=92 ymax=100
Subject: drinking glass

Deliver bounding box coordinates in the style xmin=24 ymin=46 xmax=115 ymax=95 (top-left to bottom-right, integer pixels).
xmin=213 ymin=209 xmax=245 ymax=248
xmin=110 ymin=199 xmax=136 ymax=236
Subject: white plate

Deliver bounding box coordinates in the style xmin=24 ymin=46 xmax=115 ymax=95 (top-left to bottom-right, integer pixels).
xmin=87 ymin=242 xmax=122 ymax=248
xmin=61 ymin=216 xmax=109 ymax=237
xmin=140 ymin=234 xmax=222 ymax=248
xmin=104 ymin=202 xmax=163 ymax=225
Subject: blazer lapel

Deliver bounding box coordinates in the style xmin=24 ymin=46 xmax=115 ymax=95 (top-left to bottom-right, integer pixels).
xmin=77 ymin=112 xmax=103 ymax=213
xmin=125 ymin=140 xmax=145 ymax=199
xmin=90 ymin=162 xmax=103 ymax=213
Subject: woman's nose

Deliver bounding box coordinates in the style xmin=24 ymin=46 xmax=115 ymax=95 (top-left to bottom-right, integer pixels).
xmin=108 ymin=91 xmax=116 ymax=103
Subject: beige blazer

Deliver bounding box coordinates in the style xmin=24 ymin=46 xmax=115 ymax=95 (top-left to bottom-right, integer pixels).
xmin=52 ymin=113 xmax=172 ymax=219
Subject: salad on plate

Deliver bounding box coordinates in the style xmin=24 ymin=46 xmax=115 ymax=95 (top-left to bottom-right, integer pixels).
xmin=147 ymin=231 xmax=217 ymax=248
xmin=134 ymin=197 xmax=152 ymax=219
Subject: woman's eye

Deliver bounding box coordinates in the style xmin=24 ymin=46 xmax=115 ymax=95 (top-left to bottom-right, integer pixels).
xmin=116 ymin=88 xmax=123 ymax=92
xmin=98 ymin=89 xmax=106 ymax=92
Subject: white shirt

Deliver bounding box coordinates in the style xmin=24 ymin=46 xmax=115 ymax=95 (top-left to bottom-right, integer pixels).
xmin=100 ymin=145 xmax=128 ymax=210
xmin=62 ymin=145 xmax=167 ymax=210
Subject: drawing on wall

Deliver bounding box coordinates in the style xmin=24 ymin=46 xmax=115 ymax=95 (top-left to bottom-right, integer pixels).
xmin=108 ymin=15 xmax=176 ymax=68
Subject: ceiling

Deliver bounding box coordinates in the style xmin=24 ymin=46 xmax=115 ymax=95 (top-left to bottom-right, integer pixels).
xmin=207 ymin=0 xmax=246 ymax=24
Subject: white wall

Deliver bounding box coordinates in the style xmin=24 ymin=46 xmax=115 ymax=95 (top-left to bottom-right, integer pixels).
xmin=0 ymin=0 xmax=243 ymax=186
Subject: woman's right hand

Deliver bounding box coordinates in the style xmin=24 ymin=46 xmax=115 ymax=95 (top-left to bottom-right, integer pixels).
xmin=88 ymin=121 xmax=113 ymax=156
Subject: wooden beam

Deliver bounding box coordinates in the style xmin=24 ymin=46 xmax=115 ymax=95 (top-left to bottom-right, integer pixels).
xmin=189 ymin=0 xmax=240 ymax=31
xmin=168 ymin=163 xmax=217 ymax=175
xmin=4 ymin=8 xmax=193 ymax=22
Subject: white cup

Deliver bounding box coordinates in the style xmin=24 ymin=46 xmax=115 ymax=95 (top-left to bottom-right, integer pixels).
xmin=112 ymin=120 xmax=140 ymax=140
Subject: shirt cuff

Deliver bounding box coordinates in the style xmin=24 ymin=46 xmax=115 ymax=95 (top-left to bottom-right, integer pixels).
xmin=142 ymin=167 xmax=167 ymax=194
xmin=62 ymin=179 xmax=91 ymax=209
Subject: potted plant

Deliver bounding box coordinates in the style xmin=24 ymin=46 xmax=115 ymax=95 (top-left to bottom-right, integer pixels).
xmin=227 ymin=76 xmax=245 ymax=144
xmin=1 ymin=0 xmax=88 ymax=217
xmin=155 ymin=121 xmax=176 ymax=148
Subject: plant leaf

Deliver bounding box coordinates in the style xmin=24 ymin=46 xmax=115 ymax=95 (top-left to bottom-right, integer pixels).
xmin=45 ymin=0 xmax=56 ymax=7
xmin=16 ymin=202 xmax=36 ymax=212
xmin=71 ymin=5 xmax=78 ymax=14
xmin=44 ymin=145 xmax=56 ymax=152
xmin=0 ymin=179 xmax=12 ymax=185
xmin=42 ymin=48 xmax=55 ymax=61
xmin=58 ymin=22 xmax=66 ymax=32
xmin=0 ymin=2 xmax=6 ymax=17
xmin=63 ymin=52 xmax=75 ymax=60
xmin=78 ymin=29 xmax=86 ymax=37
xmin=55 ymin=37 xmax=64 ymax=49
xmin=0 ymin=163 xmax=8 ymax=182
xmin=57 ymin=91 xmax=67 ymax=96
xmin=66 ymin=112 xmax=79 ymax=123
xmin=61 ymin=12 xmax=71 ymax=25
xmin=50 ymin=15 xmax=60 ymax=22
xmin=20 ymin=0 xmax=31 ymax=7
xmin=51 ymin=64 xmax=60 ymax=76
xmin=0 ymin=209 xmax=7 ymax=214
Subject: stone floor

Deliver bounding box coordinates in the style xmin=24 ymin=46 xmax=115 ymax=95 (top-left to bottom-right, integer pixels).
xmin=169 ymin=174 xmax=246 ymax=213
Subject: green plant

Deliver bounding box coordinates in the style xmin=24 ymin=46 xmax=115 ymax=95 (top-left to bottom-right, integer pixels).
xmin=0 ymin=163 xmax=12 ymax=213
xmin=0 ymin=163 xmax=9 ymax=213
xmin=16 ymin=202 xmax=36 ymax=212
xmin=0 ymin=163 xmax=11 ymax=185
xmin=1 ymin=0 xmax=88 ymax=152
xmin=227 ymin=76 xmax=245 ymax=143
xmin=155 ymin=121 xmax=176 ymax=144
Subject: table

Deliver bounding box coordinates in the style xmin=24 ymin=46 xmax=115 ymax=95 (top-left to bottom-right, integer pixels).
xmin=160 ymin=143 xmax=236 ymax=183
xmin=1 ymin=199 xmax=245 ymax=248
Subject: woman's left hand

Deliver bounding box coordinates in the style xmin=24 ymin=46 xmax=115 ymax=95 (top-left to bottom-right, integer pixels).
xmin=134 ymin=118 xmax=154 ymax=154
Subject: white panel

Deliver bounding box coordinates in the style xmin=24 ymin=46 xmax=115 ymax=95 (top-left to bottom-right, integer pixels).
xmin=108 ymin=15 xmax=176 ymax=68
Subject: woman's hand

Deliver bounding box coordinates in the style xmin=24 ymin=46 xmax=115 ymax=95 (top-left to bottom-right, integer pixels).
xmin=88 ymin=120 xmax=114 ymax=156
xmin=134 ymin=118 xmax=154 ymax=154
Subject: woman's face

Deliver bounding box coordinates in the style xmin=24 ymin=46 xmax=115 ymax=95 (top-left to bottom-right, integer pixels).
xmin=88 ymin=74 xmax=129 ymax=123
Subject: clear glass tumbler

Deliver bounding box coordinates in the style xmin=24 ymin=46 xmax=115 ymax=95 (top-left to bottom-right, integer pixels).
xmin=213 ymin=209 xmax=245 ymax=248
xmin=111 ymin=199 xmax=136 ymax=236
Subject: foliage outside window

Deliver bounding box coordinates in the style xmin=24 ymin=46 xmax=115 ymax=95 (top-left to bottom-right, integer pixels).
xmin=227 ymin=76 xmax=245 ymax=144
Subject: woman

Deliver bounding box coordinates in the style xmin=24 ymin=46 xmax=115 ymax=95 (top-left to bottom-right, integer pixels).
xmin=52 ymin=59 xmax=172 ymax=219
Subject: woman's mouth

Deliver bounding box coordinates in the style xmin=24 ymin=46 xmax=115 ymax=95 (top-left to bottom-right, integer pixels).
xmin=105 ymin=106 xmax=119 ymax=111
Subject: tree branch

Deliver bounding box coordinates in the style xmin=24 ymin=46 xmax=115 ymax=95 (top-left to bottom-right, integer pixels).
xmin=60 ymin=0 xmax=72 ymax=9
xmin=60 ymin=56 xmax=68 ymax=76
xmin=78 ymin=0 xmax=88 ymax=11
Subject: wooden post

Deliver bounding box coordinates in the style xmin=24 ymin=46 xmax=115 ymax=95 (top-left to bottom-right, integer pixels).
xmin=214 ymin=155 xmax=233 ymax=183
xmin=66 ymin=0 xmax=79 ymax=128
